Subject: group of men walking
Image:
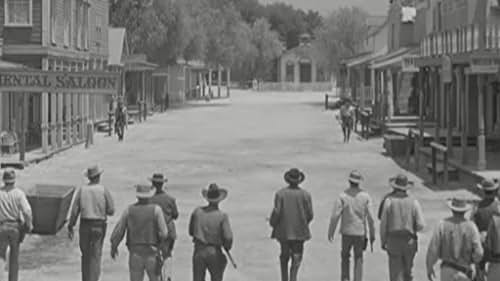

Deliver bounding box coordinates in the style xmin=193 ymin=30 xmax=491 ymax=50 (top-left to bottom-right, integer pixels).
xmin=0 ymin=165 xmax=500 ymax=281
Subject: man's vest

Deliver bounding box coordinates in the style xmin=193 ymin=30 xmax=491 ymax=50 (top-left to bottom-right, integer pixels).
xmin=490 ymin=216 xmax=500 ymax=258
xmin=474 ymin=199 xmax=500 ymax=232
xmin=126 ymin=204 xmax=159 ymax=246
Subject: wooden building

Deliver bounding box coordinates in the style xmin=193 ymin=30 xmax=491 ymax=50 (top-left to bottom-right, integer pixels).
xmin=415 ymin=0 xmax=500 ymax=171
xmin=0 ymin=0 xmax=115 ymax=155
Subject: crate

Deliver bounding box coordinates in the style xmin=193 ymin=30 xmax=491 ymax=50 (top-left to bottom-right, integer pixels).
xmin=26 ymin=184 xmax=76 ymax=235
xmin=383 ymin=134 xmax=407 ymax=156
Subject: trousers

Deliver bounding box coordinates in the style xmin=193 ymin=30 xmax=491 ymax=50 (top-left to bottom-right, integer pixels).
xmin=79 ymin=219 xmax=106 ymax=281
xmin=192 ymin=244 xmax=227 ymax=281
xmin=129 ymin=249 xmax=158 ymax=281
xmin=386 ymin=235 xmax=417 ymax=281
xmin=0 ymin=224 xmax=20 ymax=281
xmin=279 ymin=240 xmax=304 ymax=281
xmin=341 ymin=235 xmax=365 ymax=281
xmin=440 ymin=266 xmax=471 ymax=281
xmin=487 ymin=262 xmax=500 ymax=281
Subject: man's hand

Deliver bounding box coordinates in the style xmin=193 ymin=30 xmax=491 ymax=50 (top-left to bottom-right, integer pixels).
xmin=427 ymin=268 xmax=435 ymax=281
xmin=328 ymin=231 xmax=334 ymax=243
xmin=68 ymin=227 xmax=74 ymax=240
xmin=370 ymin=237 xmax=375 ymax=252
xmin=381 ymin=243 xmax=387 ymax=251
xmin=111 ymin=247 xmax=118 ymax=260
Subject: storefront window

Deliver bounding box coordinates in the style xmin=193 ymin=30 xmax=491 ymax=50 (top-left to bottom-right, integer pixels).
xmin=5 ymin=0 xmax=32 ymax=26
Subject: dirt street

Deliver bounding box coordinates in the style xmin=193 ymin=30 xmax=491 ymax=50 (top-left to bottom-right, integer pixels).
xmin=13 ymin=90 xmax=477 ymax=281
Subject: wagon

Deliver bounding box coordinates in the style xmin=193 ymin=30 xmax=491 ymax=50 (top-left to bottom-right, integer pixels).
xmin=26 ymin=184 xmax=76 ymax=235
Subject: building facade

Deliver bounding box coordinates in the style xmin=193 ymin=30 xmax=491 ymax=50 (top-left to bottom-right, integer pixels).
xmin=0 ymin=0 xmax=113 ymax=154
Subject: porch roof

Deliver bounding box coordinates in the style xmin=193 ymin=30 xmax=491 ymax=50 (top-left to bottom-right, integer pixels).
xmin=346 ymin=46 xmax=387 ymax=68
xmin=123 ymin=54 xmax=158 ymax=71
xmin=370 ymin=47 xmax=418 ymax=69
xmin=0 ymin=59 xmax=30 ymax=69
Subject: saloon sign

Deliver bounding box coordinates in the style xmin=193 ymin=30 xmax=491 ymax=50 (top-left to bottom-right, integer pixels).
xmin=0 ymin=70 xmax=120 ymax=94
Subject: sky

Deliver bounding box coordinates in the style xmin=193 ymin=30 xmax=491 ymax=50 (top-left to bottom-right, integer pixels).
xmin=259 ymin=0 xmax=389 ymax=16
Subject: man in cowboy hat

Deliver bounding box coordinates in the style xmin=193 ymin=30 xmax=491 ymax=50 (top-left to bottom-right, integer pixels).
xmin=426 ymin=198 xmax=483 ymax=281
xmin=485 ymin=211 xmax=500 ymax=280
xmin=269 ymin=168 xmax=313 ymax=281
xmin=379 ymin=174 xmax=425 ymax=281
xmin=470 ymin=178 xmax=500 ymax=279
xmin=110 ymin=184 xmax=169 ymax=281
xmin=0 ymin=169 xmax=32 ymax=281
xmin=328 ymin=170 xmax=375 ymax=281
xmin=150 ymin=173 xmax=178 ymax=281
xmin=115 ymin=98 xmax=127 ymax=141
xmin=189 ymin=183 xmax=233 ymax=281
xmin=68 ymin=165 xmax=115 ymax=281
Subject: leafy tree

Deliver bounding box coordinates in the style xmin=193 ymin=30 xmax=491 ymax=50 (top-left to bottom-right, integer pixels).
xmin=314 ymin=6 xmax=368 ymax=78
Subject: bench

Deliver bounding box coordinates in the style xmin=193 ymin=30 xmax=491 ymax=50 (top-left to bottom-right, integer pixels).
xmin=427 ymin=142 xmax=457 ymax=185
xmin=426 ymin=163 xmax=459 ymax=181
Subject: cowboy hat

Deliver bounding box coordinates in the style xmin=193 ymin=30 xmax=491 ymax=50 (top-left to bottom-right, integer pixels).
xmin=202 ymin=183 xmax=228 ymax=203
xmin=389 ymin=174 xmax=414 ymax=191
xmin=149 ymin=173 xmax=168 ymax=183
xmin=447 ymin=198 xmax=471 ymax=213
xmin=477 ymin=178 xmax=499 ymax=191
xmin=348 ymin=170 xmax=363 ymax=184
xmin=83 ymin=165 xmax=104 ymax=178
xmin=2 ymin=169 xmax=15 ymax=184
xmin=284 ymin=168 xmax=305 ymax=185
xmin=135 ymin=184 xmax=155 ymax=199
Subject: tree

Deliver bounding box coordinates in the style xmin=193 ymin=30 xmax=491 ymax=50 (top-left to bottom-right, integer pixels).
xmin=313 ymin=6 xmax=368 ymax=78
xmin=250 ymin=18 xmax=284 ymax=80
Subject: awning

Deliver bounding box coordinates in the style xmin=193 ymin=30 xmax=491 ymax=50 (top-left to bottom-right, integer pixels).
xmin=152 ymin=67 xmax=169 ymax=77
xmin=346 ymin=46 xmax=388 ymax=68
xmin=108 ymin=28 xmax=126 ymax=67
xmin=370 ymin=48 xmax=418 ymax=69
xmin=0 ymin=59 xmax=30 ymax=69
xmin=124 ymin=54 xmax=158 ymax=71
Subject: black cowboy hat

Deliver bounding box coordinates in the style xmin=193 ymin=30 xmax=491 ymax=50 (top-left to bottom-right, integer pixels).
xmin=284 ymin=168 xmax=305 ymax=185
xmin=149 ymin=173 xmax=168 ymax=183
xmin=202 ymin=183 xmax=228 ymax=203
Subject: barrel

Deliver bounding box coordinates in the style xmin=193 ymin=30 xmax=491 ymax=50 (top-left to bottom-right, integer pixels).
xmin=26 ymin=184 xmax=76 ymax=235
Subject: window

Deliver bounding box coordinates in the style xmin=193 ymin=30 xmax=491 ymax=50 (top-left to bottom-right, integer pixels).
xmin=64 ymin=0 xmax=72 ymax=47
xmin=95 ymin=15 xmax=103 ymax=48
xmin=83 ymin=2 xmax=90 ymax=50
xmin=50 ymin=0 xmax=56 ymax=44
xmin=5 ymin=0 xmax=32 ymax=26
xmin=285 ymin=62 xmax=294 ymax=82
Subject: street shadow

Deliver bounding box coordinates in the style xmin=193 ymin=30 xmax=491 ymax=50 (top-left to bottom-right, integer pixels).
xmin=182 ymin=102 xmax=231 ymax=110
xmin=20 ymin=231 xmax=74 ymax=270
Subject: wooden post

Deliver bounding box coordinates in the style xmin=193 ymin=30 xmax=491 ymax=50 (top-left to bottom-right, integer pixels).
xmin=446 ymin=79 xmax=452 ymax=158
xmin=57 ymin=92 xmax=63 ymax=148
xmin=217 ymin=66 xmax=222 ymax=98
xmin=19 ymin=93 xmax=28 ymax=162
xmin=41 ymin=58 xmax=49 ymax=153
xmin=406 ymin=129 xmax=412 ymax=168
xmin=226 ymin=68 xmax=231 ymax=97
xmin=432 ymin=145 xmax=437 ymax=184
xmin=416 ymin=70 xmax=424 ymax=171
xmin=461 ymin=68 xmax=468 ymax=164
xmin=208 ymin=69 xmax=213 ymax=98
xmin=435 ymin=68 xmax=441 ymax=143
xmin=477 ymin=75 xmax=487 ymax=170
xmin=444 ymin=147 xmax=449 ymax=185
xmin=325 ymin=95 xmax=329 ymax=110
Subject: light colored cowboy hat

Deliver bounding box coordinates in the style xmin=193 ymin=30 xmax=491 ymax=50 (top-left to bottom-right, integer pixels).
xmin=348 ymin=170 xmax=363 ymax=184
xmin=2 ymin=169 xmax=15 ymax=184
xmin=202 ymin=183 xmax=228 ymax=203
xmin=476 ymin=178 xmax=499 ymax=191
xmin=149 ymin=173 xmax=168 ymax=183
xmin=284 ymin=168 xmax=305 ymax=185
xmin=135 ymin=184 xmax=155 ymax=199
xmin=389 ymin=174 xmax=414 ymax=191
xmin=447 ymin=198 xmax=471 ymax=213
xmin=83 ymin=165 xmax=104 ymax=178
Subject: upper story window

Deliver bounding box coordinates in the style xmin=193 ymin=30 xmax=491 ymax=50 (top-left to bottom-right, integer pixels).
xmin=63 ymin=0 xmax=72 ymax=47
xmin=4 ymin=0 xmax=32 ymax=26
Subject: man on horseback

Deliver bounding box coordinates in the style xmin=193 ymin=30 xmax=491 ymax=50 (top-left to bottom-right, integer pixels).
xmin=339 ymin=100 xmax=354 ymax=143
xmin=115 ymin=98 xmax=127 ymax=142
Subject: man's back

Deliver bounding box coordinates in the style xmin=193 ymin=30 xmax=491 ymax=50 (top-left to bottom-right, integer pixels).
xmin=381 ymin=193 xmax=425 ymax=237
xmin=126 ymin=203 xmax=161 ymax=246
xmin=189 ymin=206 xmax=232 ymax=249
xmin=333 ymin=188 xmax=374 ymax=236
xmin=473 ymin=198 xmax=500 ymax=232
xmin=151 ymin=192 xmax=178 ymax=222
xmin=271 ymin=187 xmax=313 ymax=241
xmin=0 ymin=187 xmax=30 ymax=225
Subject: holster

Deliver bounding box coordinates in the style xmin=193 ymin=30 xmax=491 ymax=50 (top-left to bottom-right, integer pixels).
xmin=155 ymin=248 xmax=164 ymax=276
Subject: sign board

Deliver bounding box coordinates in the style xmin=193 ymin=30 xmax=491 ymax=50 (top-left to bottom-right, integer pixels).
xmin=402 ymin=56 xmax=419 ymax=73
xmin=470 ymin=64 xmax=499 ymax=74
xmin=0 ymin=70 xmax=120 ymax=94
xmin=442 ymin=55 xmax=452 ymax=83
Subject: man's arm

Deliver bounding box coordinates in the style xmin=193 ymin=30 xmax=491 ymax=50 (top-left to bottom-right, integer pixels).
xmin=188 ymin=209 xmax=197 ymax=237
xmin=426 ymin=223 xmax=442 ymax=277
xmin=328 ymin=197 xmax=343 ymax=241
xmin=269 ymin=193 xmax=282 ymax=228
xmin=305 ymin=192 xmax=314 ymax=223
xmin=380 ymin=198 xmax=390 ymax=247
xmin=68 ymin=188 xmax=82 ymax=229
xmin=110 ymin=207 xmax=129 ymax=250
xmin=154 ymin=206 xmax=169 ymax=241
xmin=366 ymin=195 xmax=376 ymax=241
xmin=18 ymin=191 xmax=33 ymax=232
xmin=104 ymin=188 xmax=115 ymax=216
xmin=222 ymin=213 xmax=233 ymax=251
xmin=485 ymin=217 xmax=497 ymax=261
xmin=171 ymin=198 xmax=179 ymax=220
xmin=413 ymin=199 xmax=426 ymax=232
xmin=470 ymin=222 xmax=484 ymax=264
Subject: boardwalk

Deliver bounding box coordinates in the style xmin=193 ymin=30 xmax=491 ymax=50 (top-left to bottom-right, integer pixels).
xmin=15 ymin=90 xmax=476 ymax=281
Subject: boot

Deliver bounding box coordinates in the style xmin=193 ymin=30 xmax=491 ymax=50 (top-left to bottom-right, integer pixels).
xmin=289 ymin=254 xmax=302 ymax=281
xmin=280 ymin=256 xmax=289 ymax=281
